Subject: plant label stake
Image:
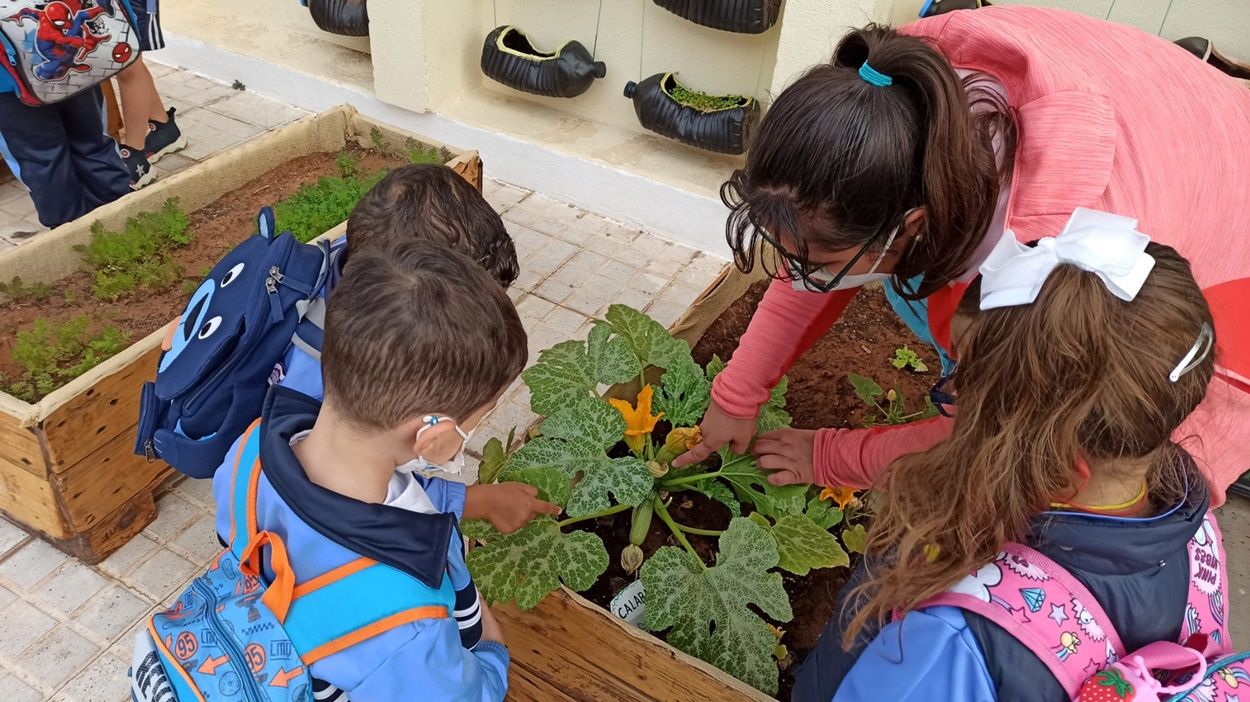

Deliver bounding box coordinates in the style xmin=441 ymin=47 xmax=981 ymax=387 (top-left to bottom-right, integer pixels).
xmin=610 ymin=580 xmax=647 ymax=627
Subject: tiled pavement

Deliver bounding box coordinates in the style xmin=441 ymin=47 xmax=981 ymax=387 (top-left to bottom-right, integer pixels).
xmin=0 ymin=63 xmax=310 ymax=248
xmin=0 ymin=68 xmax=730 ymax=701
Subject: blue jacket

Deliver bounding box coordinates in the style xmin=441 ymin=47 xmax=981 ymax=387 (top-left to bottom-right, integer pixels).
xmin=211 ymin=387 xmax=508 ymax=701
xmin=796 ymin=460 xmax=1208 ymax=702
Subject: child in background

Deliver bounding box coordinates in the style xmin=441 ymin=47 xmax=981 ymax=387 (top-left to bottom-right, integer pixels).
xmin=113 ymin=0 xmax=185 ymax=188
xmin=276 ymin=164 xmax=556 ymax=538
xmin=0 ymin=82 xmax=130 ymax=228
xmin=790 ymin=212 xmax=1226 ymax=701
xmin=135 ymin=242 xmax=524 ymax=702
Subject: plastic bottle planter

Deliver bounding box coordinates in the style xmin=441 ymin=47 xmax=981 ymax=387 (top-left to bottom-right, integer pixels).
xmin=623 ymin=73 xmax=759 ymax=155
xmin=653 ymin=0 xmax=781 ymax=34
xmin=481 ymin=26 xmax=607 ymax=99
xmin=304 ymin=0 xmax=368 ymax=37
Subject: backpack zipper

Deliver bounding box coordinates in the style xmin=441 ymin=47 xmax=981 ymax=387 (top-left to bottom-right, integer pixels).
xmin=194 ymin=578 xmax=265 ymax=702
xmin=265 ymin=266 xmax=286 ymax=323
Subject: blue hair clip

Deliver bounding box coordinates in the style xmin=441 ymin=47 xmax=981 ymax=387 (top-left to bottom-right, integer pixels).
xmin=858 ymin=61 xmax=893 ymax=87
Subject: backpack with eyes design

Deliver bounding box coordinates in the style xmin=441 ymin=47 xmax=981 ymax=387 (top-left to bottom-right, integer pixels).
xmin=135 ymin=207 xmax=332 ymax=479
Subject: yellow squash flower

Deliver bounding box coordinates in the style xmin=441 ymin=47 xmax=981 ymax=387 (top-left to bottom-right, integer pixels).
xmin=608 ymin=385 xmax=664 ymax=455
xmin=655 ymin=426 xmax=703 ymax=465
xmin=819 ymin=486 xmax=857 ymax=511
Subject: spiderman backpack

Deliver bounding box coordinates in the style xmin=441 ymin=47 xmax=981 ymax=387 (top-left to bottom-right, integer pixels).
xmin=146 ymin=421 xmax=455 ymax=701
xmin=135 ymin=207 xmax=332 ymax=479
xmin=924 ymin=514 xmax=1249 ymax=701
xmin=0 ymin=0 xmax=140 ymax=105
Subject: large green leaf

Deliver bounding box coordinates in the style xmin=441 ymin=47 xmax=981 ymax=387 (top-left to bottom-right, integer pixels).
xmin=522 ymin=335 xmax=636 ymax=416
xmin=467 ymin=517 xmax=608 ymax=609
xmin=507 ymin=436 xmax=651 ymax=518
xmin=760 ymin=514 xmax=850 ymax=576
xmin=522 ymin=340 xmax=599 ymax=416
xmin=641 ymin=517 xmax=793 ymax=695
xmin=694 ymin=479 xmax=741 ymax=518
xmin=654 ymin=355 xmax=710 ymax=427
xmin=566 ymin=456 xmax=654 ymax=518
xmin=539 ymin=397 xmax=624 ymax=447
xmin=602 ymin=304 xmax=689 ymax=371
xmin=717 ymin=447 xmax=808 ymax=519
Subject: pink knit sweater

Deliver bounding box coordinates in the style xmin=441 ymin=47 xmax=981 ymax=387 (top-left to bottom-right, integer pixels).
xmin=711 ymin=6 xmax=1250 ymax=505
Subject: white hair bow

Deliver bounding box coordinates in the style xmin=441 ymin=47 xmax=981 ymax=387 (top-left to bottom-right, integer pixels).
xmin=978 ymin=208 xmax=1156 ymax=311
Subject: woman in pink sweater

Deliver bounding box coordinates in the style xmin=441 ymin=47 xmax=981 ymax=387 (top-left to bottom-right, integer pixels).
xmin=674 ymin=6 xmax=1250 ymax=505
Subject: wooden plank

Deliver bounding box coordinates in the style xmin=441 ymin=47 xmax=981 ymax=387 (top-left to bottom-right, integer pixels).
xmin=41 ymin=339 xmax=161 ymax=473
xmin=0 ymin=453 xmax=65 ymax=537
xmin=53 ymin=427 xmax=170 ymax=532
xmin=0 ymin=408 xmax=46 ymax=477
xmin=448 ymin=152 xmax=483 ymax=192
xmin=496 ymin=588 xmax=767 ymax=702
xmin=49 ymin=489 xmax=156 ymax=565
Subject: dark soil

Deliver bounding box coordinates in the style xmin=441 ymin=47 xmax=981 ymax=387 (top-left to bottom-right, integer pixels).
xmin=579 ymin=281 xmax=939 ymax=699
xmin=692 ymin=280 xmax=940 ymax=430
xmin=0 ymin=148 xmax=404 ymax=394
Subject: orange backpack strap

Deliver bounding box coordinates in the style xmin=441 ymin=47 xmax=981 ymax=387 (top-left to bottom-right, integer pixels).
xmin=283 ymin=559 xmax=456 ymax=665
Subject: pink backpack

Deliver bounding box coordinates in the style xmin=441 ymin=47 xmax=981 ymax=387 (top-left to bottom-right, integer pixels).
xmin=924 ymin=513 xmax=1245 ymax=701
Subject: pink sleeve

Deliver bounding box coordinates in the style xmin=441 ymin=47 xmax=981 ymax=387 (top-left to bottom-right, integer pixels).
xmin=812 ymin=416 xmax=955 ymax=490
xmin=710 ymin=277 xmax=857 ymax=419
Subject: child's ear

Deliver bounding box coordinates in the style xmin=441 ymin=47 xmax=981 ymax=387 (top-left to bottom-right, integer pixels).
xmin=407 ymin=417 xmax=458 ymax=458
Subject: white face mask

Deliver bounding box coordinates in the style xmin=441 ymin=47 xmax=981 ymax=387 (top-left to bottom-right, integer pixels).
xmin=789 ymin=219 xmax=904 ymax=293
xmin=399 ymin=415 xmax=473 ymax=475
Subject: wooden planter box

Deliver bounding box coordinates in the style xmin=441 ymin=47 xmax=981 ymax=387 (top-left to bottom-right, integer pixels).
xmin=497 ymin=263 xmax=774 ymax=701
xmin=0 ymin=106 xmax=482 ymax=564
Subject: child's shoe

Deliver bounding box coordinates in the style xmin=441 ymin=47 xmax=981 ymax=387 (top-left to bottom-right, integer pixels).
xmin=144 ymin=107 xmax=187 ymax=164
xmin=119 ymin=145 xmax=156 ymax=190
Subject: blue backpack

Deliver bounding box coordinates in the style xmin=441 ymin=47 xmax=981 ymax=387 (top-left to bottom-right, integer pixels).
xmin=146 ymin=421 xmax=455 ymax=701
xmin=135 ymin=207 xmax=332 ymax=478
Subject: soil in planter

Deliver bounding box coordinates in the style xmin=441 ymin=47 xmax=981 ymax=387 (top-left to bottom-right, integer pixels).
xmin=578 ymin=282 xmax=939 ymax=699
xmin=0 ymin=148 xmax=407 ymax=401
xmin=691 ymin=280 xmax=941 ymax=430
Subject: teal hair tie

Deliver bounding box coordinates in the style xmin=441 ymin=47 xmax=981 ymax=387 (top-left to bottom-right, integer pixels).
xmin=858 ymin=61 xmax=893 ymax=87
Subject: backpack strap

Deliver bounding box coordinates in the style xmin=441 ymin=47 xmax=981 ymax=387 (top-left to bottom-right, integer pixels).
xmin=920 ymin=543 xmax=1126 ymax=699
xmin=226 ymin=418 xmax=265 ymax=561
xmin=283 ymin=558 xmax=455 ymax=665
xmin=290 ymin=297 xmax=327 ymax=362
xmin=223 ymin=415 xmax=453 ymax=665
xmin=1181 ymin=512 xmax=1232 ymax=654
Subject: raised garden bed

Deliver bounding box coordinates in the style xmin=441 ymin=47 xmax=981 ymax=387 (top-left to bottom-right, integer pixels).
xmin=485 ymin=267 xmax=938 ymax=700
xmin=0 ymin=106 xmax=481 ymax=563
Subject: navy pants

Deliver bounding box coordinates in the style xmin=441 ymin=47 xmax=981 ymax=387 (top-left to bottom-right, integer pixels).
xmin=0 ymin=86 xmax=130 ymax=228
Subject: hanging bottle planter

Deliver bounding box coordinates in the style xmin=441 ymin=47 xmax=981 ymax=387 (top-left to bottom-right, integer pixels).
xmin=652 ymin=0 xmax=782 ymax=34
xmin=302 ymin=0 xmax=369 ymax=37
xmin=480 ymin=26 xmax=607 ymax=99
xmin=623 ymin=73 xmax=759 ymax=155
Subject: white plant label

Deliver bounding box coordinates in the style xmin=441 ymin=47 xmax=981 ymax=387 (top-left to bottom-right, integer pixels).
xmin=610 ymin=579 xmax=646 ymax=627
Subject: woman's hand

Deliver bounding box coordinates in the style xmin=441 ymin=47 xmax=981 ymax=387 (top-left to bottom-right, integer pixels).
xmin=753 ymin=428 xmax=817 ymax=486
xmin=672 ymin=400 xmax=759 ymax=467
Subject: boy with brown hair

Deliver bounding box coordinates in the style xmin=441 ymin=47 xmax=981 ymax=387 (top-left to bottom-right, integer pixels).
xmin=133 ymin=241 xmax=526 ymax=702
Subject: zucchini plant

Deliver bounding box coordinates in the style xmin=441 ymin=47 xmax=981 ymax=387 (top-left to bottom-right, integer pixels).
xmin=464 ymin=305 xmax=864 ymax=695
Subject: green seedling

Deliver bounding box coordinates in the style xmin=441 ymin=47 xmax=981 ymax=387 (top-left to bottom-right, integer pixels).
xmin=891 ymin=346 xmax=928 ymax=373
xmin=848 ymin=372 xmax=937 ymax=426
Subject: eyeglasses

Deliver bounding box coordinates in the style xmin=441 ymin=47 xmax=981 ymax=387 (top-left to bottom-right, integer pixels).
xmin=928 ymin=374 xmax=956 ymax=418
xmin=757 ymin=215 xmax=907 ymax=293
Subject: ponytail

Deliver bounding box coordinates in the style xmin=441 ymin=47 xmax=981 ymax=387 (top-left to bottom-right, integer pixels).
xmin=724 ymin=25 xmax=1009 ymax=298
